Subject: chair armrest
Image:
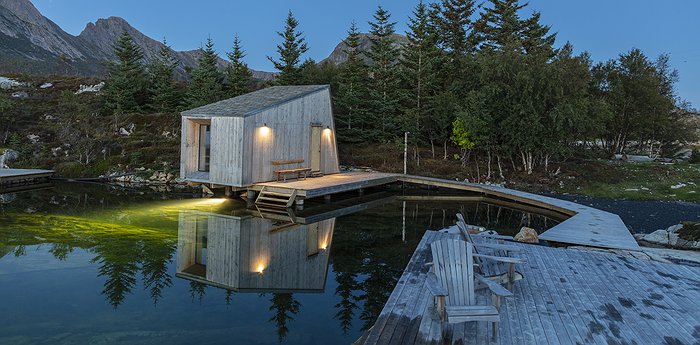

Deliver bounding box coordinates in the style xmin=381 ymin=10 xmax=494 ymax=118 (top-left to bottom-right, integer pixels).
xmin=472 ymin=242 xmax=521 ymax=252
xmin=475 ymin=273 xmax=513 ymax=297
xmin=473 ymin=254 xmax=525 ymax=264
xmin=426 ymin=272 xmax=448 ymax=296
xmin=475 ymin=233 xmax=514 ymax=240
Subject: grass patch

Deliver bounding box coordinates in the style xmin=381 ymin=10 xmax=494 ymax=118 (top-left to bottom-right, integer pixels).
xmin=557 ymin=161 xmax=700 ymax=201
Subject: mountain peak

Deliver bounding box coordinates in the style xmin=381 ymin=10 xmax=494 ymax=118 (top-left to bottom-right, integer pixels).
xmin=0 ymin=0 xmax=43 ymax=23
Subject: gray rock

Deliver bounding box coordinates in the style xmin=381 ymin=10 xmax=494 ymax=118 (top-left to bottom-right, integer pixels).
xmin=11 ymin=91 xmax=28 ymax=98
xmin=514 ymin=227 xmax=539 ymax=244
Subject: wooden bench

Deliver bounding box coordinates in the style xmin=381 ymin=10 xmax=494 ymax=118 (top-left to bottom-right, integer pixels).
xmin=271 ymin=159 xmax=312 ymax=182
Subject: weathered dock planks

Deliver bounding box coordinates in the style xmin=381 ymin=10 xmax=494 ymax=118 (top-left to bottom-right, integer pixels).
xmin=362 ymin=230 xmax=700 ymax=345
xmin=251 ymin=172 xmax=639 ymax=250
xmin=0 ymin=169 xmax=54 ymax=188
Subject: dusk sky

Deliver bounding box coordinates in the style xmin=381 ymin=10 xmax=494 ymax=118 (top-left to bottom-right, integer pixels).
xmin=31 ymin=0 xmax=700 ymax=108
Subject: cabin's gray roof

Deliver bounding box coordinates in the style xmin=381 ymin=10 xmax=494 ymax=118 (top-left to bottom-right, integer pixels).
xmin=181 ymin=85 xmax=330 ymax=117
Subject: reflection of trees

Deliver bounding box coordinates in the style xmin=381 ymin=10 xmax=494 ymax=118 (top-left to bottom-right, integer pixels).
xmin=333 ymin=271 xmax=359 ymax=334
xmin=268 ymin=293 xmax=301 ymax=343
xmin=49 ymin=243 xmax=73 ymax=260
xmin=141 ymin=240 xmax=176 ymax=305
xmin=189 ymin=281 xmax=207 ymax=303
xmin=92 ymin=241 xmax=140 ymax=309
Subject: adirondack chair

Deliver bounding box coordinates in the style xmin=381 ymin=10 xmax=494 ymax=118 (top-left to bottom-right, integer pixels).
xmin=455 ymin=213 xmax=525 ymax=286
xmin=426 ymin=239 xmax=513 ymax=338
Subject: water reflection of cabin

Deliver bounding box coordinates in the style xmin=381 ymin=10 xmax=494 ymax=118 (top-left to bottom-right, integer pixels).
xmin=176 ymin=211 xmax=335 ymax=292
xmin=179 ymin=85 xmax=340 ymax=188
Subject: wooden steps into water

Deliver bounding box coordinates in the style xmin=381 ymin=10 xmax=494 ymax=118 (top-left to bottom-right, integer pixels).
xmin=362 ymin=230 xmax=700 ymax=345
xmin=255 ymin=186 xmax=296 ymax=208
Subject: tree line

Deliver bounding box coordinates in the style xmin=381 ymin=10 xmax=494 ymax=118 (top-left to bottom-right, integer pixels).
xmin=103 ymin=0 xmax=697 ymax=176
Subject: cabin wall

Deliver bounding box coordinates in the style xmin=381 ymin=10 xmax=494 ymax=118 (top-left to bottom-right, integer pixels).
xmin=179 ymin=117 xmax=201 ymax=179
xmin=210 ymin=117 xmax=245 ymax=186
xmin=242 ymin=88 xmax=340 ymax=185
xmin=176 ymin=213 xmax=335 ymax=292
xmin=205 ymin=215 xmax=242 ymax=288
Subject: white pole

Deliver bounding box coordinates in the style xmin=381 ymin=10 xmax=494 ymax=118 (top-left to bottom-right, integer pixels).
xmin=404 ymin=131 xmax=409 ymax=175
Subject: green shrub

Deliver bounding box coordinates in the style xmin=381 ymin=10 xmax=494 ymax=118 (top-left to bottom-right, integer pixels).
xmin=689 ymin=149 xmax=700 ymax=164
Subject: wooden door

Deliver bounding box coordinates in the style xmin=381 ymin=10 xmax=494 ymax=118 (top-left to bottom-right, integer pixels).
xmin=310 ymin=125 xmax=322 ymax=172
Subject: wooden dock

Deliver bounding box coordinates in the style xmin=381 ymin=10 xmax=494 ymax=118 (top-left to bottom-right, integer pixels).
xmin=360 ymin=230 xmax=700 ymax=345
xmin=250 ymin=172 xmax=638 ymax=250
xmin=0 ymin=169 xmax=54 ymax=188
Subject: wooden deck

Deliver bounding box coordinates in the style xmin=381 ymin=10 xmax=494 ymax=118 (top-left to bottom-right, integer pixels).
xmin=398 ymin=175 xmax=639 ymax=251
xmin=250 ymin=171 xmax=398 ymax=198
xmin=360 ymin=230 xmax=700 ymax=345
xmin=0 ymin=169 xmax=54 ymax=186
xmin=250 ymin=172 xmax=638 ymax=250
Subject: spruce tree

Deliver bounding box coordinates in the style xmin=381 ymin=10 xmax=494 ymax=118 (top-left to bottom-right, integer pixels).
xmin=104 ymin=32 xmax=147 ymax=114
xmin=148 ymin=39 xmax=181 ymax=113
xmin=335 ymin=21 xmax=370 ymax=142
xmin=225 ymin=34 xmax=253 ymax=97
xmin=477 ymin=0 xmax=527 ymax=52
xmin=187 ymin=37 xmax=225 ymax=108
xmin=401 ymin=2 xmax=439 ymax=142
xmin=268 ymin=11 xmax=309 ymax=86
xmin=366 ymin=5 xmax=401 ymax=141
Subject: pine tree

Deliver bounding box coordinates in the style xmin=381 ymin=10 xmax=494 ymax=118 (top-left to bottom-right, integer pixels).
xmin=401 ymin=2 xmax=439 ymax=142
xmin=477 ymin=0 xmax=527 ymax=52
xmin=104 ymin=32 xmax=147 ymax=114
xmin=187 ymin=37 xmax=225 ymax=108
xmin=268 ymin=11 xmax=309 ymax=86
xmin=366 ymin=5 xmax=401 ymax=141
xmin=335 ymin=21 xmax=370 ymax=142
xmin=225 ymin=34 xmax=253 ymax=97
xmin=148 ymin=39 xmax=181 ymax=113
xmin=431 ymin=0 xmax=479 ymax=57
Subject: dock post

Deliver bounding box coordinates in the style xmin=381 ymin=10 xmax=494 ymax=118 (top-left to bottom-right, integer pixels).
xmin=247 ymin=190 xmax=256 ymax=205
xmin=225 ymin=186 xmax=233 ymax=198
xmin=295 ymin=198 xmax=305 ymax=211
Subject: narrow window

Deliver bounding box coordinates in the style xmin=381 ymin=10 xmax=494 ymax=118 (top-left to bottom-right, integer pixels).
xmin=198 ymin=124 xmax=211 ymax=172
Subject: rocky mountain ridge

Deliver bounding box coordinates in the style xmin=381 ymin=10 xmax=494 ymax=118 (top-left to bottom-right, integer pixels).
xmin=0 ymin=0 xmax=274 ymax=79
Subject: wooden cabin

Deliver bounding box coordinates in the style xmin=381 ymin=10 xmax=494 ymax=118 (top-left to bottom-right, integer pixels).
xmin=176 ymin=211 xmax=335 ymax=292
xmin=180 ymin=85 xmax=340 ymax=188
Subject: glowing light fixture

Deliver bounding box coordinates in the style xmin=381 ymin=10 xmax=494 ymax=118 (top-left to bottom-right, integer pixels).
xmin=256 ymin=264 xmax=265 ymax=275
xmin=320 ymin=241 xmax=328 ymax=251
xmin=259 ymin=123 xmax=270 ymax=136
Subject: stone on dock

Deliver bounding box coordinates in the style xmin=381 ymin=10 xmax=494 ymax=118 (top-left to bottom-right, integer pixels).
xmin=514 ymin=226 xmax=539 ymax=243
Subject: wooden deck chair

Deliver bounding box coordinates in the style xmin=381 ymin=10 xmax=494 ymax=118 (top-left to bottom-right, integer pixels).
xmin=455 ymin=213 xmax=525 ymax=286
xmin=426 ymin=239 xmax=513 ymax=339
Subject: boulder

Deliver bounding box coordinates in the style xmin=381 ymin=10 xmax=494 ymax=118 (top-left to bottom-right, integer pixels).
xmin=11 ymin=91 xmax=28 ymax=98
xmin=514 ymin=227 xmax=539 ymax=244
xmin=638 ymin=223 xmax=700 ymax=251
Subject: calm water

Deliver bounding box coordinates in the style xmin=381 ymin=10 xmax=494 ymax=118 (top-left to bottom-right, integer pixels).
xmin=0 ymin=183 xmax=562 ymax=345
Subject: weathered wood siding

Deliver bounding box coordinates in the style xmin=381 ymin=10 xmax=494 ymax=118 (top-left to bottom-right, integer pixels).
xmin=179 ymin=116 xmax=201 ymax=179
xmin=176 ymin=211 xmax=197 ymax=273
xmin=206 ymin=214 xmax=242 ymax=288
xmin=176 ymin=212 xmax=335 ymax=292
xmin=210 ymin=116 xmax=245 ymax=186
xmin=180 ymin=88 xmax=339 ymax=186
xmin=242 ymin=88 xmax=339 ymax=185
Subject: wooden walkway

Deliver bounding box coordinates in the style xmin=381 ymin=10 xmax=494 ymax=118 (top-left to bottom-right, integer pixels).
xmin=398 ymin=175 xmax=639 ymax=251
xmin=0 ymin=169 xmax=53 ymax=186
xmin=251 ymin=171 xmax=397 ymax=198
xmin=250 ymin=172 xmax=638 ymax=250
xmin=360 ymin=230 xmax=700 ymax=345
